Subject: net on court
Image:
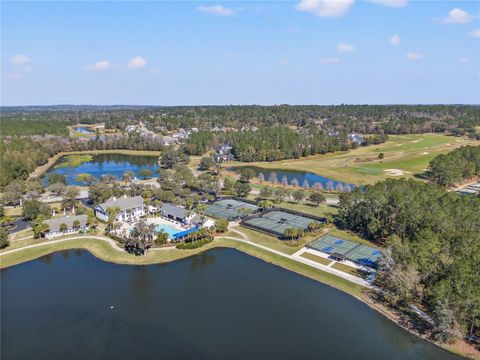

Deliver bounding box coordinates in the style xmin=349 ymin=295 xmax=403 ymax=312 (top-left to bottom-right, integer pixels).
xmin=205 ymin=199 xmax=258 ymax=220
xmin=308 ymin=235 xmax=358 ymax=256
xmin=308 ymin=235 xmax=383 ymax=268
xmin=347 ymin=245 xmax=383 ymax=268
xmin=243 ymin=210 xmax=321 ymax=237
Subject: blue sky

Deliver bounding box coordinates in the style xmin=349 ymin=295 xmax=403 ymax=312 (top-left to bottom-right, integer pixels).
xmin=1 ymin=1 xmax=479 ymax=105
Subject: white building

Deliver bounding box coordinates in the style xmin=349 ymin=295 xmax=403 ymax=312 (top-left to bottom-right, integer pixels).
xmin=43 ymin=214 xmax=88 ymax=239
xmin=95 ymin=195 xmax=145 ymax=222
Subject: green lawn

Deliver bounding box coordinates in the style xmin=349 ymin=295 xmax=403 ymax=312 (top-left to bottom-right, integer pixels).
xmin=229 ymin=134 xmax=478 ymax=185
xmin=332 ymin=262 xmax=369 ymax=279
xmin=8 ymin=228 xmax=33 ymax=241
xmin=300 ymin=252 xmax=332 ymax=266
xmin=276 ymin=201 xmax=338 ymax=217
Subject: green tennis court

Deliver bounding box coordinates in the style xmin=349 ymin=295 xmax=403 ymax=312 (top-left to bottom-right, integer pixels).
xmin=308 ymin=235 xmax=383 ymax=268
xmin=243 ymin=210 xmax=321 ymax=237
xmin=205 ymin=199 xmax=258 ymax=220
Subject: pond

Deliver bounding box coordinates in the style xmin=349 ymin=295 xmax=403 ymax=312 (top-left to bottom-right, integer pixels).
xmin=1 ymin=249 xmax=459 ymax=359
xmin=44 ymin=153 xmax=160 ymax=185
xmin=231 ymin=166 xmax=355 ymax=191
xmin=73 ymin=127 xmax=95 ymax=134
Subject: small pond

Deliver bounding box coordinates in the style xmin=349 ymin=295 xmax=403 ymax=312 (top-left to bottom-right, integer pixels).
xmin=44 ymin=153 xmax=160 ymax=185
xmin=231 ymin=166 xmax=355 ymax=191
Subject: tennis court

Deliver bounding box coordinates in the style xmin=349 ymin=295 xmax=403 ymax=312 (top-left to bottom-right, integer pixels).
xmin=308 ymin=235 xmax=383 ymax=268
xmin=243 ymin=210 xmax=321 ymax=237
xmin=205 ymin=199 xmax=258 ymax=220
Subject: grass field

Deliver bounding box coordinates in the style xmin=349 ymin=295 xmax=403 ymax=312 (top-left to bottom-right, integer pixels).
xmin=229 ymin=134 xmax=478 ymax=185
xmin=275 ymin=201 xmax=338 ymax=217
xmin=300 ymin=252 xmax=332 ymax=265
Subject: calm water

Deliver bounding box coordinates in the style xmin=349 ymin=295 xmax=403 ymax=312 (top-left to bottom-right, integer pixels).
xmin=1 ymin=249 xmax=458 ymax=360
xmin=232 ymin=166 xmax=355 ymax=190
xmin=73 ymin=127 xmax=95 ymax=134
xmin=44 ymin=154 xmax=160 ymax=185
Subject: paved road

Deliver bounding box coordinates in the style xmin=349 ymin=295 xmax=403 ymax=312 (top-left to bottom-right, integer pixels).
xmin=8 ymin=219 xmax=31 ymax=234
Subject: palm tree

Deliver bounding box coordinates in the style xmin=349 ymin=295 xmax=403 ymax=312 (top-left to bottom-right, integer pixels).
xmin=130 ymin=220 xmax=156 ymax=254
xmin=106 ymin=206 xmax=121 ymax=233
xmin=123 ymin=171 xmax=135 ymax=185
xmin=59 ymin=223 xmax=68 ymax=233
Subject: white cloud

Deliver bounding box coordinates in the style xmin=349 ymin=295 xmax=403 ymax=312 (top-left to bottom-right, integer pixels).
xmin=197 ymin=5 xmax=235 ymax=16
xmin=442 ymin=8 xmax=472 ymax=24
xmin=389 ymin=34 xmax=401 ymax=45
xmin=367 ymin=0 xmax=408 ymax=8
xmin=406 ymin=52 xmax=424 ymax=61
xmin=84 ymin=60 xmax=112 ymax=71
xmin=296 ymin=0 xmax=354 ymax=18
xmin=127 ymin=56 xmax=147 ymax=69
xmin=10 ymin=54 xmax=31 ymax=64
xmin=6 ymin=65 xmax=33 ymax=79
xmin=320 ymin=56 xmax=340 ymax=64
xmin=459 ymin=57 xmax=469 ymax=63
xmin=337 ymin=42 xmax=355 ymax=53
xmin=469 ymin=29 xmax=480 ymax=38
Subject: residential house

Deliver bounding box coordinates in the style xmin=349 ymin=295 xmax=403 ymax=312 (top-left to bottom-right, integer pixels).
xmin=160 ymin=203 xmax=200 ymax=225
xmin=213 ymin=144 xmax=235 ymax=163
xmin=43 ymin=214 xmax=88 ymax=239
xmin=95 ymin=195 xmax=145 ymax=222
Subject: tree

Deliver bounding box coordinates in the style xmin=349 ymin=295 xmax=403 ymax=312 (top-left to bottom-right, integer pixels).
xmin=292 ymin=190 xmax=305 ymax=203
xmin=258 ymin=200 xmax=273 ymax=210
xmin=22 ymin=200 xmax=51 ymax=221
xmin=239 ymin=168 xmax=255 ymax=183
xmin=378 ymin=152 xmax=385 ymax=160
xmin=123 ymin=170 xmax=135 ymax=184
xmin=59 ymin=223 xmax=68 ymax=233
xmin=273 ymin=188 xmax=289 ymax=203
xmin=291 ymin=178 xmax=299 ymax=188
xmin=48 ymin=173 xmax=67 ymax=186
xmin=307 ymin=221 xmax=321 ymax=232
xmin=259 ymin=186 xmax=273 ymax=199
xmin=75 ymin=173 xmax=96 ymax=186
xmin=234 ymin=182 xmax=251 ymax=198
xmin=48 ymin=182 xmax=66 ymax=196
xmin=106 ymin=207 xmax=121 ymax=232
xmin=160 ymin=148 xmax=189 ymax=169
xmin=198 ymin=156 xmax=215 ymax=171
xmin=138 ymin=168 xmax=152 ymax=180
xmin=215 ymin=218 xmax=229 ymax=233
xmin=155 ymin=230 xmax=169 ymax=245
xmin=195 ymin=203 xmax=207 ymax=215
xmin=0 ymin=206 xmax=4 ymax=218
xmin=129 ymin=220 xmax=157 ymax=254
xmin=284 ymin=228 xmax=303 ymax=241
xmin=73 ymin=220 xmax=81 ymax=229
xmin=309 ymin=193 xmax=326 ymax=207
xmin=0 ymin=227 xmax=9 ymax=249
xmin=33 ymin=222 xmax=49 ymax=239
xmin=61 ymin=187 xmax=79 ymax=210
xmin=268 ymin=172 xmax=278 ymax=184
xmin=3 ymin=180 xmax=25 ymax=205
xmin=88 ymin=182 xmax=113 ymax=204
xmin=87 ymin=209 xmax=98 ymax=228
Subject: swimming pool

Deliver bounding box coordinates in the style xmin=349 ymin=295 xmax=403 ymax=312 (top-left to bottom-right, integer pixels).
xmin=155 ymin=224 xmax=182 ymax=238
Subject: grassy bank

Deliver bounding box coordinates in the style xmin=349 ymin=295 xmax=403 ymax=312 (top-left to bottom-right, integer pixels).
xmin=230 ymin=134 xmax=478 ymax=185
xmin=29 ymin=149 xmax=161 ymax=178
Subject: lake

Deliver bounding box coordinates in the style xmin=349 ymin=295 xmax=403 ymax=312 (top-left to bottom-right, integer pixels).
xmin=231 ymin=166 xmax=355 ymax=190
xmin=44 ymin=153 xmax=160 ymax=185
xmin=0 ymin=248 xmax=458 ymax=360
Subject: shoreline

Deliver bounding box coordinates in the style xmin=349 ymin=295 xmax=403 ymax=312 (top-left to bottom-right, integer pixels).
xmin=0 ymin=236 xmax=478 ymax=359
xmin=29 ymin=149 xmax=161 ymax=179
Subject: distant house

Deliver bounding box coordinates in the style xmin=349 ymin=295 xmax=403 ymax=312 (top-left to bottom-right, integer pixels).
xmin=160 ymin=204 xmax=200 ymax=225
xmin=213 ymin=144 xmax=235 ymax=163
xmin=349 ymin=133 xmax=364 ymax=144
xmin=43 ymin=214 xmax=88 ymax=239
xmin=95 ymin=195 xmax=145 ymax=222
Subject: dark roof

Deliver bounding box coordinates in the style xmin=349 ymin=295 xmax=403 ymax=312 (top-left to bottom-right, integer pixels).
xmin=44 ymin=215 xmax=88 ymax=232
xmin=161 ymin=203 xmax=189 ymax=219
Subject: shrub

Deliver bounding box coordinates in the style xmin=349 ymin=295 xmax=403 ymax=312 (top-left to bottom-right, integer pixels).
xmin=176 ymin=237 xmax=213 ymax=249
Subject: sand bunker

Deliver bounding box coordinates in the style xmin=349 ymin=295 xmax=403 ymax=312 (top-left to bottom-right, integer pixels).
xmin=422 ymin=152 xmax=429 ymax=155
xmin=385 ymin=169 xmax=411 ymax=176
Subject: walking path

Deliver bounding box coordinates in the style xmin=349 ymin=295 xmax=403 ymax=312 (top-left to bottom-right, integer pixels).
xmin=1 ymin=227 xmax=370 ymax=288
